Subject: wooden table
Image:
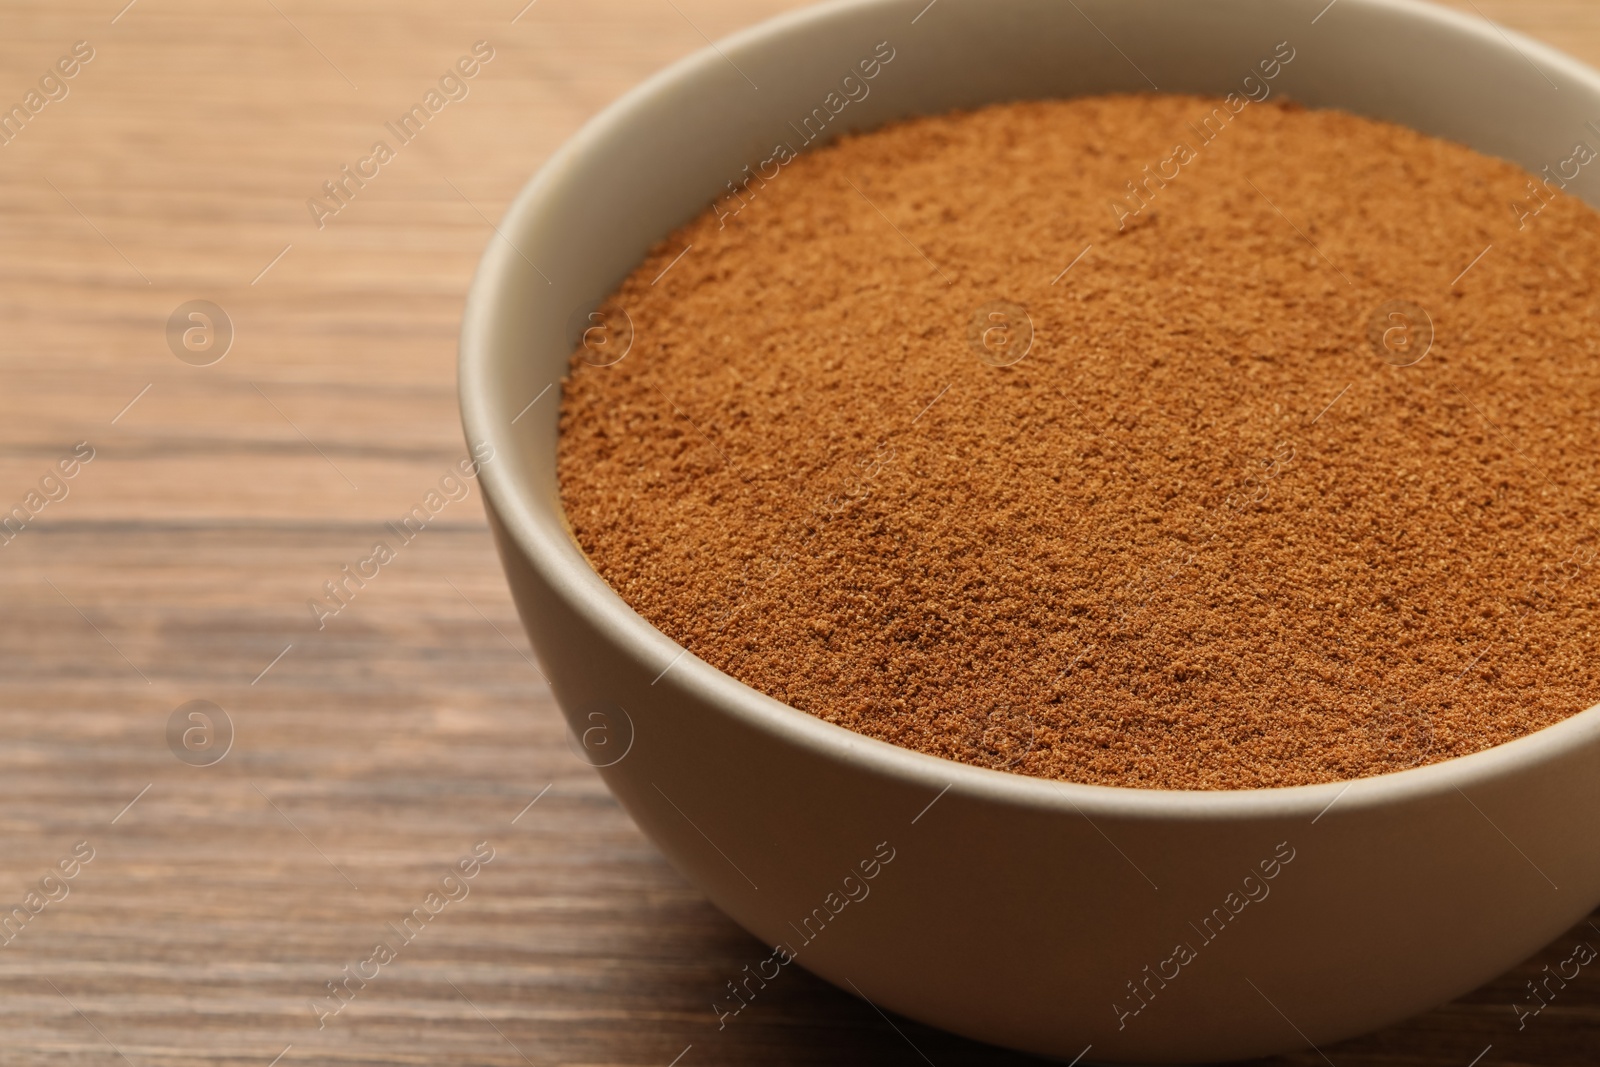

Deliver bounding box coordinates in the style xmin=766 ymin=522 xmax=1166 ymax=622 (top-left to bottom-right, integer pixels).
xmin=3 ymin=1 xmax=1598 ymax=1063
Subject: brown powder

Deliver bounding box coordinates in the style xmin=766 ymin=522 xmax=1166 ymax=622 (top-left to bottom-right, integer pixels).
xmin=556 ymin=94 xmax=1600 ymax=791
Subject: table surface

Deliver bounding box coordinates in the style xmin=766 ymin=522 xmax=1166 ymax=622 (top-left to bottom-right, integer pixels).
xmin=4 ymin=1 xmax=1600 ymax=1064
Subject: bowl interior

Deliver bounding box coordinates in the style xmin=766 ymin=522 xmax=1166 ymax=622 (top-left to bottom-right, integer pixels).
xmin=460 ymin=0 xmax=1600 ymax=812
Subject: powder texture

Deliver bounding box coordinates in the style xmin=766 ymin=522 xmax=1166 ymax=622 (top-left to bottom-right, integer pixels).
xmin=556 ymin=94 xmax=1600 ymax=791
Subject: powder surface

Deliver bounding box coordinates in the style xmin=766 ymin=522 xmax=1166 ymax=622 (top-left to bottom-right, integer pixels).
xmin=556 ymin=93 xmax=1600 ymax=791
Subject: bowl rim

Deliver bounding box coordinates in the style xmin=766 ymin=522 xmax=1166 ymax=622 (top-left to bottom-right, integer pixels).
xmin=459 ymin=0 xmax=1600 ymax=821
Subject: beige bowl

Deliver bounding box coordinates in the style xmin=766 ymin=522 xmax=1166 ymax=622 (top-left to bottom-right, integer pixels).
xmin=459 ymin=0 xmax=1600 ymax=1059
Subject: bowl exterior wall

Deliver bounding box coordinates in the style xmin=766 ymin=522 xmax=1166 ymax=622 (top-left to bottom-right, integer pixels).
xmin=488 ymin=495 xmax=1600 ymax=1062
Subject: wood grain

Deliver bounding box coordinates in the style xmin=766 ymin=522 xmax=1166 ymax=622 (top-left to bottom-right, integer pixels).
xmin=2 ymin=1 xmax=1598 ymax=1063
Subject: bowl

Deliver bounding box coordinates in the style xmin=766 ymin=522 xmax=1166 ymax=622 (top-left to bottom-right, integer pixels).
xmin=458 ymin=0 xmax=1600 ymax=1060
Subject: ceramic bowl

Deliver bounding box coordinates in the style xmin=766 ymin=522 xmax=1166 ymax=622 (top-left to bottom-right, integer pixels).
xmin=459 ymin=0 xmax=1600 ymax=1059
